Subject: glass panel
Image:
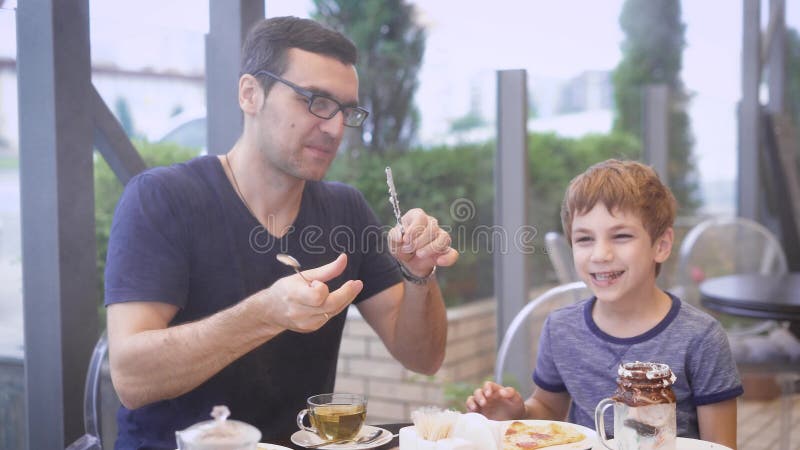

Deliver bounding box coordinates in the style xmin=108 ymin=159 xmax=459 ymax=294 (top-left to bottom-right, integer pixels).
xmin=0 ymin=7 xmax=25 ymax=450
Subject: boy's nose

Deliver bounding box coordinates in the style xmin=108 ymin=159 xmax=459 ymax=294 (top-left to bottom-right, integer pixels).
xmin=590 ymin=242 xmax=613 ymax=262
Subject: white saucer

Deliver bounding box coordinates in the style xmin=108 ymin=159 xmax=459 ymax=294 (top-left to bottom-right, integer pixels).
xmin=290 ymin=425 xmax=393 ymax=449
xmin=601 ymin=437 xmax=733 ymax=450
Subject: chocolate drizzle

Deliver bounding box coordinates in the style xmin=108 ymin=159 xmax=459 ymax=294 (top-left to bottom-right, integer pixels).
xmin=612 ymin=361 xmax=677 ymax=407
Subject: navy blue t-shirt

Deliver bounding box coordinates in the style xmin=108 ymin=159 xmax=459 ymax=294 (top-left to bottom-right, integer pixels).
xmin=104 ymin=155 xmax=402 ymax=449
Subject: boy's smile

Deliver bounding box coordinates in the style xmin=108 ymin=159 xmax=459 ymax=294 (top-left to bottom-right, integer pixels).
xmin=592 ymin=270 xmax=625 ymax=285
xmin=571 ymin=204 xmax=672 ymax=307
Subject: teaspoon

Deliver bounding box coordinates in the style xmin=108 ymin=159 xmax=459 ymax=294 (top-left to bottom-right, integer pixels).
xmin=306 ymin=428 xmax=383 ymax=448
xmin=276 ymin=254 xmax=313 ymax=286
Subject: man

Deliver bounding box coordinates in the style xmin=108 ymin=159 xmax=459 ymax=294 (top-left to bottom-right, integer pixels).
xmin=105 ymin=16 xmax=458 ymax=449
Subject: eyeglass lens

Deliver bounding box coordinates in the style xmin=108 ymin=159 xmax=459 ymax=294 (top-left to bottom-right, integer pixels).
xmin=255 ymin=70 xmax=368 ymax=127
xmin=309 ymin=97 xmax=366 ymax=127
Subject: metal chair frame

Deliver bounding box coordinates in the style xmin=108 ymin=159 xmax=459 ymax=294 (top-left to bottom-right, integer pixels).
xmin=544 ymin=231 xmax=580 ymax=285
xmin=678 ymin=216 xmax=796 ymax=450
xmin=677 ymin=216 xmax=787 ymax=336
xmin=65 ymin=331 xmax=110 ymax=450
xmin=677 ymin=216 xmax=788 ymax=290
xmin=495 ymin=281 xmax=588 ymax=384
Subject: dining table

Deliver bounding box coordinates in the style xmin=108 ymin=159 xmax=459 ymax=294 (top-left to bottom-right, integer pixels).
xmin=699 ymin=272 xmax=800 ymax=337
xmin=267 ymin=422 xmax=742 ymax=450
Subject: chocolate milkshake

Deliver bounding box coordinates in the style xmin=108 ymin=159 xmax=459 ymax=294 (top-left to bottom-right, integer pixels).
xmin=611 ymin=361 xmax=677 ymax=450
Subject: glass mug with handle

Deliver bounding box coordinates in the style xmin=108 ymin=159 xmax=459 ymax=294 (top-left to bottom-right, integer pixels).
xmin=594 ymin=362 xmax=677 ymax=450
xmin=297 ymin=393 xmax=367 ymax=442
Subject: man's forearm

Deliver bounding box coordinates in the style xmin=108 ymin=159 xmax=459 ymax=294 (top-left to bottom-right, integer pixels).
xmin=390 ymin=279 xmax=447 ymax=374
xmin=110 ymin=295 xmax=282 ymax=409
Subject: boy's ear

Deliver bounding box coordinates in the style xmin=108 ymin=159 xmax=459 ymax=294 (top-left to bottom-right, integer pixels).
xmin=654 ymin=227 xmax=674 ymax=263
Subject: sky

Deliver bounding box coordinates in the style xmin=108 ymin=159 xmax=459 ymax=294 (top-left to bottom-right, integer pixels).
xmin=4 ymin=0 xmax=800 ymax=187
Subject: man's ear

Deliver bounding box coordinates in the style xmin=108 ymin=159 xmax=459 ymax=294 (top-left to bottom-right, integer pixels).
xmin=654 ymin=227 xmax=674 ymax=263
xmin=238 ymin=74 xmax=263 ymax=115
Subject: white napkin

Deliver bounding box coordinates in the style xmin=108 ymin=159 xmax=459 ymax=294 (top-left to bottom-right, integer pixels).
xmin=399 ymin=426 xmax=478 ymax=450
xmin=450 ymin=413 xmax=497 ymax=449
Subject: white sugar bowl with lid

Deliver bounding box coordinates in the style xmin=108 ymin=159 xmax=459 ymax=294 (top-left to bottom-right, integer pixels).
xmin=176 ymin=405 xmax=261 ymax=450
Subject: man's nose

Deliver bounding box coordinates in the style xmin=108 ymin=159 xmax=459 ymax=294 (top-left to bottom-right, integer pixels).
xmin=319 ymin=110 xmax=346 ymax=137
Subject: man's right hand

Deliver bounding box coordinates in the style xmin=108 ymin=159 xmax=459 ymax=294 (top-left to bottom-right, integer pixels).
xmin=466 ymin=381 xmax=526 ymax=421
xmin=260 ymin=253 xmax=363 ymax=333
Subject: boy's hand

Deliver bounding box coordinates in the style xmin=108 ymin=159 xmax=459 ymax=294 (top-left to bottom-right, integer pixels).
xmin=465 ymin=381 xmax=526 ymax=420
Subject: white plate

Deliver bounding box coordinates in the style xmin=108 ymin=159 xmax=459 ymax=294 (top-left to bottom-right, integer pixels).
xmin=290 ymin=425 xmax=393 ymax=449
xmin=176 ymin=444 xmax=292 ymax=450
xmin=498 ymin=420 xmax=597 ymax=449
xmin=600 ymin=437 xmax=733 ymax=450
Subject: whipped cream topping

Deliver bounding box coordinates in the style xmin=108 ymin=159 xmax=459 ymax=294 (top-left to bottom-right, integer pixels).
xmin=613 ymin=361 xmax=677 ymax=406
xmin=618 ymin=361 xmax=676 ymax=383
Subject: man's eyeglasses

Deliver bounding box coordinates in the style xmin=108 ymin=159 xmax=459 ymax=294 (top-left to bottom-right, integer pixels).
xmin=254 ymin=70 xmax=369 ymax=128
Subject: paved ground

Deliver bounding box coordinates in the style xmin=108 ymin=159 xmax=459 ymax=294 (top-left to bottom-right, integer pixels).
xmin=739 ymin=394 xmax=800 ymax=449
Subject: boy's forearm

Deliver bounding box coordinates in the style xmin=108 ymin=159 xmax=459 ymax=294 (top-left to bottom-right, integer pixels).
xmin=697 ymin=399 xmax=738 ymax=449
xmin=524 ymin=389 xmax=571 ymax=421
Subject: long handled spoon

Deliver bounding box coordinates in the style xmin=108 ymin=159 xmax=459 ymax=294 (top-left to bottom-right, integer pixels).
xmin=276 ymin=254 xmax=313 ymax=286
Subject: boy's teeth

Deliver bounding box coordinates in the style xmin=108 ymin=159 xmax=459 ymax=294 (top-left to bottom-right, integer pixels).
xmin=595 ymin=271 xmax=623 ymax=281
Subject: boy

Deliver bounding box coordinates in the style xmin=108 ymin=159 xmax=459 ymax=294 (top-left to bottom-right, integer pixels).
xmin=466 ymin=160 xmax=742 ymax=448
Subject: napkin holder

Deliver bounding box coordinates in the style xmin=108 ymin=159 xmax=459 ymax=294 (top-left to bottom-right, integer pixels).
xmin=398 ymin=426 xmax=476 ymax=450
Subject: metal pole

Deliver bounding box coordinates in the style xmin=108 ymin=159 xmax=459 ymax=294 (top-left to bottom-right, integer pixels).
xmin=206 ymin=0 xmax=264 ymax=155
xmin=643 ymin=84 xmax=670 ymax=185
xmin=17 ymin=0 xmax=98 ymax=447
xmin=738 ymin=0 xmax=761 ymax=221
xmin=494 ymin=69 xmax=531 ymax=393
xmin=766 ymin=0 xmax=785 ymax=115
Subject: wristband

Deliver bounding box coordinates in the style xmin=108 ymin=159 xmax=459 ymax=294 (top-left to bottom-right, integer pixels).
xmin=398 ymin=262 xmax=436 ymax=285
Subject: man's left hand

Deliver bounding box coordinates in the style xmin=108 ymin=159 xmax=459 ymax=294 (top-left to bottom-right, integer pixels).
xmin=388 ymin=208 xmax=459 ymax=278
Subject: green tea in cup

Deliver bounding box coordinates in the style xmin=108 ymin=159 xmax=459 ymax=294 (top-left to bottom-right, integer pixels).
xmin=296 ymin=393 xmax=367 ymax=441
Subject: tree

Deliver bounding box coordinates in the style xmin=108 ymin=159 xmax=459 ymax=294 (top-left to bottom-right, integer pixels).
xmin=612 ymin=0 xmax=700 ymax=213
xmin=450 ymin=83 xmax=487 ymax=133
xmin=449 ymin=112 xmax=485 ymax=133
xmin=786 ymin=27 xmax=800 ymax=173
xmin=313 ymin=0 xmax=425 ymax=153
xmin=114 ymin=97 xmax=136 ymax=138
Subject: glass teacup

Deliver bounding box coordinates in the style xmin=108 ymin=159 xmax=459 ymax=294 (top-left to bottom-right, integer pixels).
xmin=296 ymin=393 xmax=367 ymax=442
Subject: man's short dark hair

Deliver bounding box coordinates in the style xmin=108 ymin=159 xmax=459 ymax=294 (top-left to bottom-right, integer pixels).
xmin=240 ymin=16 xmax=358 ymax=93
